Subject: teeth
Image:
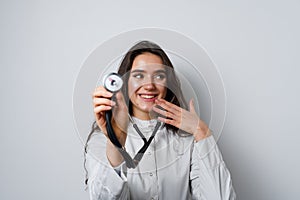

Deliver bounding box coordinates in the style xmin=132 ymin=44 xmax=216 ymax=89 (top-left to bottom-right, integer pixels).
xmin=140 ymin=95 xmax=155 ymax=99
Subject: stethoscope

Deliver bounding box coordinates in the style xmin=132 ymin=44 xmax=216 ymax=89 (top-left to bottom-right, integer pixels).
xmin=103 ymin=73 xmax=161 ymax=168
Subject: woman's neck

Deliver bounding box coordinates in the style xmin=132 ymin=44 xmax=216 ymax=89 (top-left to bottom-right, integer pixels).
xmin=132 ymin=110 xmax=157 ymax=120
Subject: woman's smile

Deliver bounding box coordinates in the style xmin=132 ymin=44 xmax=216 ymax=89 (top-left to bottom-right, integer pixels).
xmin=138 ymin=93 xmax=159 ymax=101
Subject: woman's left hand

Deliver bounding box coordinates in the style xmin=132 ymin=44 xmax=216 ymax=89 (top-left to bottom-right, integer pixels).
xmin=152 ymin=98 xmax=211 ymax=141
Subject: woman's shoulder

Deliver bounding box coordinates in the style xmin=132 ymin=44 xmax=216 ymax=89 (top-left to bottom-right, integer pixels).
xmin=86 ymin=130 xmax=107 ymax=157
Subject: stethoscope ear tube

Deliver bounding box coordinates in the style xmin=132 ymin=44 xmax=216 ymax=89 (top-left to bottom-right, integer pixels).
xmin=133 ymin=122 xmax=161 ymax=162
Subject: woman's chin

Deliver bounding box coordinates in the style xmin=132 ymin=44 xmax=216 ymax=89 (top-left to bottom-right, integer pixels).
xmin=132 ymin=105 xmax=158 ymax=119
xmin=140 ymin=106 xmax=154 ymax=114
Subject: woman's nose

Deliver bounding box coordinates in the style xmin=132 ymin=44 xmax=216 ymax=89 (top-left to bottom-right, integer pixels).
xmin=143 ymin=82 xmax=155 ymax=90
xmin=143 ymin=76 xmax=156 ymax=89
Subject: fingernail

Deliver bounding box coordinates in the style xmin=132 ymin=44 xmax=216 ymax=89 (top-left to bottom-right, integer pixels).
xmin=111 ymin=101 xmax=116 ymax=106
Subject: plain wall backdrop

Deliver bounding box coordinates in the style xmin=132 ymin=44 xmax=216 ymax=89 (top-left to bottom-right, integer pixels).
xmin=1 ymin=0 xmax=299 ymax=199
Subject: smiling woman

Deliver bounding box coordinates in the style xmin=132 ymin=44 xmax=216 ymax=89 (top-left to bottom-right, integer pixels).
xmin=84 ymin=41 xmax=236 ymax=200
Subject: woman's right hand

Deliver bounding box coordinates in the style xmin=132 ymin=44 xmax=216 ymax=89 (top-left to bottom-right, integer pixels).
xmin=92 ymin=86 xmax=128 ymax=146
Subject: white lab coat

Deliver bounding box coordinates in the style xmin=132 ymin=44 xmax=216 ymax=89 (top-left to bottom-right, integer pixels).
xmin=86 ymin=117 xmax=236 ymax=200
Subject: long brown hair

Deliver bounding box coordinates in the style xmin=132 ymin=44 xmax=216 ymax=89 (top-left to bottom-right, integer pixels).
xmin=84 ymin=40 xmax=188 ymax=185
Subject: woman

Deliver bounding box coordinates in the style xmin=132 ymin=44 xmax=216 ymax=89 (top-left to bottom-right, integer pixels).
xmin=85 ymin=41 xmax=236 ymax=199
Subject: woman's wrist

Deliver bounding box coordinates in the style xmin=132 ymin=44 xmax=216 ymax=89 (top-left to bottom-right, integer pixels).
xmin=106 ymin=140 xmax=124 ymax=167
xmin=111 ymin=119 xmax=127 ymax=146
xmin=193 ymin=122 xmax=211 ymax=142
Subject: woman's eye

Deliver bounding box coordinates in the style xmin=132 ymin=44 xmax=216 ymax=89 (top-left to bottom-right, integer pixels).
xmin=133 ymin=73 xmax=144 ymax=79
xmin=154 ymin=73 xmax=166 ymax=80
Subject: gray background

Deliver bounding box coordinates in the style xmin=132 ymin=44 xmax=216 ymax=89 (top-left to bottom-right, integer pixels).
xmin=1 ymin=0 xmax=299 ymax=200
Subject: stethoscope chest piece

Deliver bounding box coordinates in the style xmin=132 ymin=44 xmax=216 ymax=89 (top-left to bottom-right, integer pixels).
xmin=103 ymin=73 xmax=123 ymax=93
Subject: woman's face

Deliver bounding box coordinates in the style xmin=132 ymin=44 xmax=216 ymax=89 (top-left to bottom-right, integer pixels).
xmin=128 ymin=52 xmax=167 ymax=120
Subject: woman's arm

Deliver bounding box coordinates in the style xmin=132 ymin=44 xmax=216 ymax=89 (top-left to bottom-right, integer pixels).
xmin=85 ymin=132 xmax=129 ymax=200
xmin=92 ymin=86 xmax=128 ymax=167
xmin=190 ymin=136 xmax=236 ymax=199
xmin=89 ymin=86 xmax=130 ymax=199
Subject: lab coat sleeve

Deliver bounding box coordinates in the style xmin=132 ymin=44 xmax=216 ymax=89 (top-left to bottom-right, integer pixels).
xmin=85 ymin=131 xmax=129 ymax=200
xmin=190 ymin=135 xmax=236 ymax=200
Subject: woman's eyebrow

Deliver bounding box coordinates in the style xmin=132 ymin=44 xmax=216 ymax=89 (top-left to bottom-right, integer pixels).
xmin=154 ymin=69 xmax=166 ymax=73
xmin=130 ymin=69 xmax=166 ymax=73
xmin=131 ymin=69 xmax=145 ymax=73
